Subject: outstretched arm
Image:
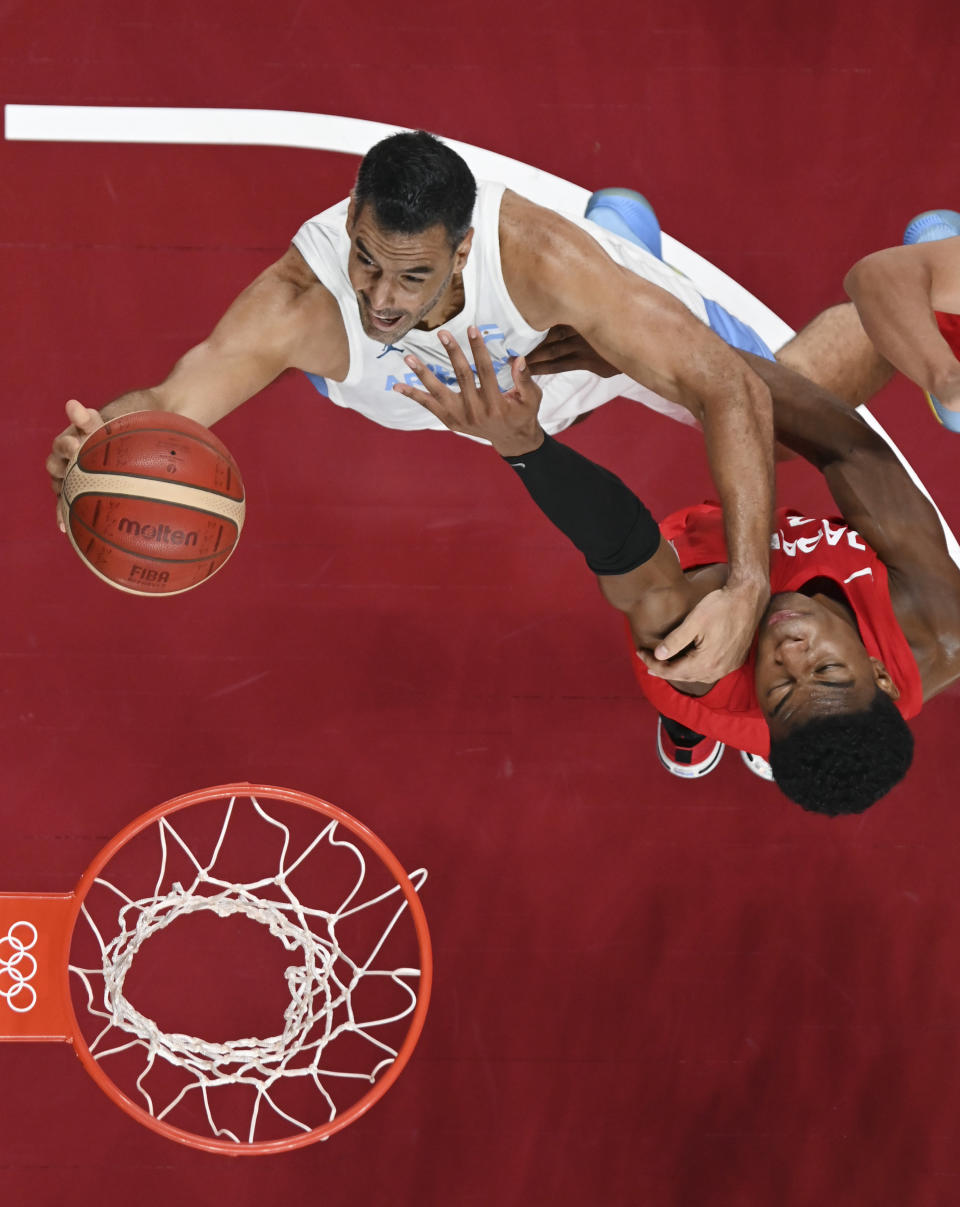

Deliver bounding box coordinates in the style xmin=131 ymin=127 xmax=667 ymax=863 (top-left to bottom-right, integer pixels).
xmin=844 ymin=238 xmax=960 ymax=410
xmin=45 ymin=246 xmax=346 ymax=498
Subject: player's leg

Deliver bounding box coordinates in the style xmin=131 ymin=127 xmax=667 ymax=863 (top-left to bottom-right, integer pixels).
xmin=779 ymin=213 xmax=960 ymax=411
xmin=775 ymin=302 xmax=894 ymax=408
xmin=585 ymin=187 xmax=806 ymax=470
xmin=585 ymin=187 xmax=897 ymax=409
xmin=586 ymin=188 xmax=778 ymax=364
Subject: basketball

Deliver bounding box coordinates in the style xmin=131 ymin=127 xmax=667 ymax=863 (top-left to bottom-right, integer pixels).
xmin=60 ymin=411 xmax=246 ymax=596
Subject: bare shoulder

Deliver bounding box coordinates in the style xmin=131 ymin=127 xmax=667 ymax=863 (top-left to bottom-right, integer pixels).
xmin=252 ymin=245 xmax=343 ymax=339
xmin=498 ymin=189 xmax=620 ymax=327
xmin=498 ymin=188 xmax=612 ymax=271
xmin=498 ymin=188 xmax=582 ymax=243
xmin=216 ymin=244 xmax=349 ymax=379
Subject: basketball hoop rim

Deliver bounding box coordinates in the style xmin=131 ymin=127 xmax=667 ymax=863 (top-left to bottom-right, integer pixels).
xmin=64 ymin=782 xmax=433 ymax=1156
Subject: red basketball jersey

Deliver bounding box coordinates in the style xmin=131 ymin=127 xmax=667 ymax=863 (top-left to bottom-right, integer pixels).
xmin=628 ymin=505 xmax=923 ymax=756
xmin=934 ymin=310 xmax=960 ymax=352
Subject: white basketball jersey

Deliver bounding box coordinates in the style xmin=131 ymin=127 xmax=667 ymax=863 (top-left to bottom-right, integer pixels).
xmin=291 ymin=181 xmax=709 ymax=437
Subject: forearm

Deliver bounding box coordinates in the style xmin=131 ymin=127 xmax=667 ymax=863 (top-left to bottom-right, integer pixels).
xmin=500 ymin=434 xmax=662 ymax=579
xmin=99 ymin=388 xmax=169 ymax=422
xmin=566 ymin=290 xmax=774 ymax=588
xmin=740 ymin=351 xmax=884 ymax=468
xmin=845 ymin=254 xmax=960 ymax=399
xmin=98 ymin=338 xmax=276 ymax=429
xmin=697 ymin=370 xmax=774 ymax=595
xmin=735 ymin=351 xmax=930 ymax=550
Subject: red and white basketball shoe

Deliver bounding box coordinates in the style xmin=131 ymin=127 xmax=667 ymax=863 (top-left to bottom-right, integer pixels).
xmin=656 ymin=717 xmax=725 ymax=779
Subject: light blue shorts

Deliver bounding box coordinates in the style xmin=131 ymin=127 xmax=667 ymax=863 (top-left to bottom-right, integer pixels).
xmin=703 ymin=298 xmax=775 ymax=362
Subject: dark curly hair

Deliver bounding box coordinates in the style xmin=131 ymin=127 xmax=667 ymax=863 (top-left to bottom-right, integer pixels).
xmin=354 ymin=130 xmax=476 ymax=248
xmin=769 ymin=688 xmax=914 ymax=816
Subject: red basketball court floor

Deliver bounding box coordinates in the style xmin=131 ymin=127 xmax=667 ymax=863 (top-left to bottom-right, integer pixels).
xmin=2 ymin=3 xmax=960 ymax=1204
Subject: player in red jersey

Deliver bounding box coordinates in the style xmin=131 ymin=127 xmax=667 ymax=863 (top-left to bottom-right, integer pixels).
xmin=395 ymin=328 xmax=960 ymax=815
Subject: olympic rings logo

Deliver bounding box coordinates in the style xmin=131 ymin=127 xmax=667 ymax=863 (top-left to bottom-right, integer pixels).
xmin=0 ymin=921 xmax=39 ymax=1014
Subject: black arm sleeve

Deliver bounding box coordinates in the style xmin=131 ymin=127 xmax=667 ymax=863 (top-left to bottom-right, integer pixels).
xmin=502 ymin=434 xmax=661 ymax=574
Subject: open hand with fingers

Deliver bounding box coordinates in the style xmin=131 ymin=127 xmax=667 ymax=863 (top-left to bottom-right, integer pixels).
xmin=393 ymin=326 xmax=545 ymax=456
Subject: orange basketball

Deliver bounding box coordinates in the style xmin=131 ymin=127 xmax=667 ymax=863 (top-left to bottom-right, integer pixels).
xmin=60 ymin=411 xmax=246 ymax=596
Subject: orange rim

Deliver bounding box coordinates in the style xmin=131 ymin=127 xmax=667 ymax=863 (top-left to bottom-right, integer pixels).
xmin=64 ymin=783 xmax=433 ymax=1155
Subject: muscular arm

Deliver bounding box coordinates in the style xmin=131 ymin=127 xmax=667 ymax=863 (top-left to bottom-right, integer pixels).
xmin=47 ymin=245 xmax=348 ymax=484
xmin=495 ymin=192 xmax=773 ymax=681
xmin=105 ymin=264 xmax=309 ymax=424
xmin=740 ymin=351 xmax=960 ymax=694
xmin=844 ymin=239 xmax=960 ymax=407
xmin=499 ymin=192 xmax=774 ymax=604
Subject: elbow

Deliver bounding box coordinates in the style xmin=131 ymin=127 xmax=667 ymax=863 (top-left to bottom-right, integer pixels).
xmin=844 ymin=248 xmax=902 ymax=304
xmin=843 ymin=255 xmax=872 ymax=302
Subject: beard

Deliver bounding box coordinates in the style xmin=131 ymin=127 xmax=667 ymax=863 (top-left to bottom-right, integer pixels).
xmin=356 ymin=266 xmax=457 ymax=345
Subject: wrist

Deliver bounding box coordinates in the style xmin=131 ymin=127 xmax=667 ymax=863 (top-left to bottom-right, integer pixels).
xmin=724 ymin=571 xmax=769 ymax=603
xmin=493 ymin=426 xmax=545 ymax=458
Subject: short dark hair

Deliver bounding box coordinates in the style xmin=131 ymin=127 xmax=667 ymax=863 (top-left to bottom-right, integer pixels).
xmin=769 ymin=689 xmax=914 ymax=816
xmin=353 ymin=130 xmax=476 ymax=248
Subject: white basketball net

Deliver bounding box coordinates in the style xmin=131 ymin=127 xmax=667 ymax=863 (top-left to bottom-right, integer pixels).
xmin=68 ymin=794 xmax=427 ymax=1146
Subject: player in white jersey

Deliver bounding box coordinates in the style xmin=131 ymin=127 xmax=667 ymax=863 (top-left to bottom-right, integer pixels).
xmin=289 ymin=179 xmax=770 ymax=435
xmin=45 ymin=129 xmax=853 ymax=683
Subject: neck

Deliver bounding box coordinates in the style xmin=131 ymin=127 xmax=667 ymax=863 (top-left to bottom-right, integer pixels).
xmin=416 ymin=271 xmax=465 ymax=331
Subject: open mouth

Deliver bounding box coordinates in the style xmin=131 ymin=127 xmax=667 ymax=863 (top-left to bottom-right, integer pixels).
xmin=368 ymin=310 xmax=404 ymax=332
